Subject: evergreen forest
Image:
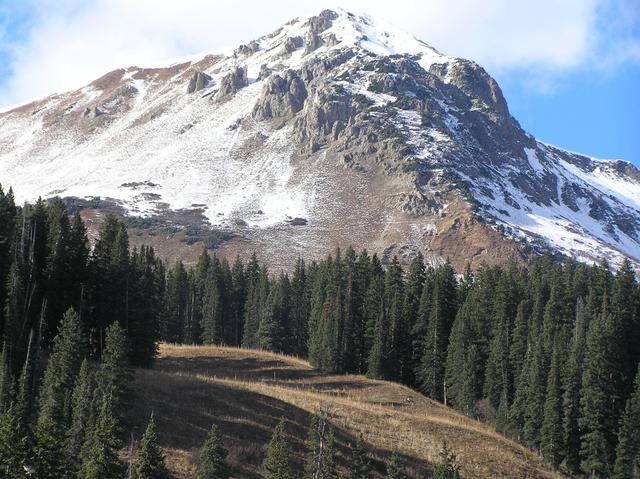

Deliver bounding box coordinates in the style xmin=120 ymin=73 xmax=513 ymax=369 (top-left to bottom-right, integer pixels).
xmin=1 ymin=185 xmax=639 ymax=478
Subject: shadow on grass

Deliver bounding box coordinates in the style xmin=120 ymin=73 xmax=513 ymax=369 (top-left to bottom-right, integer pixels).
xmin=128 ymin=368 xmax=434 ymax=479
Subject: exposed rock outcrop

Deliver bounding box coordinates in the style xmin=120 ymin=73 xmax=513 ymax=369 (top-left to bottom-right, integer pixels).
xmin=252 ymin=70 xmax=308 ymax=120
xmin=214 ymin=66 xmax=248 ymax=101
xmin=235 ymin=40 xmax=260 ymax=56
xmin=187 ymin=71 xmax=213 ymax=93
xmin=283 ymin=36 xmax=303 ymax=54
xmin=303 ymin=9 xmax=338 ymax=54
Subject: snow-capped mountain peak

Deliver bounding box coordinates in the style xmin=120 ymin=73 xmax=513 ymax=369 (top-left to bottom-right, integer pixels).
xmin=0 ymin=9 xmax=638 ymax=269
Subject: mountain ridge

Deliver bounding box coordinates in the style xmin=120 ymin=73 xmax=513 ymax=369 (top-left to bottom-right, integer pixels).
xmin=1 ymin=8 xmax=639 ymax=269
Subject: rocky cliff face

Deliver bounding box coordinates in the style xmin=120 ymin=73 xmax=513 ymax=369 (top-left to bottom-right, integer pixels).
xmin=1 ymin=8 xmax=639 ymax=269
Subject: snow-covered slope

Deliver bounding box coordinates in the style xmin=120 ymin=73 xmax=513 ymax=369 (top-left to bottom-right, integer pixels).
xmin=1 ymin=8 xmax=638 ymax=268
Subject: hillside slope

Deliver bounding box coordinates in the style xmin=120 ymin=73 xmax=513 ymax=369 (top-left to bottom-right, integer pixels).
xmin=127 ymin=344 xmax=562 ymax=478
xmin=2 ymin=8 xmax=639 ymax=269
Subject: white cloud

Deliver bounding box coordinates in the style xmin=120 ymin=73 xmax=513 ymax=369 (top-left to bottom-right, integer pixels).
xmin=0 ymin=0 xmax=638 ymax=107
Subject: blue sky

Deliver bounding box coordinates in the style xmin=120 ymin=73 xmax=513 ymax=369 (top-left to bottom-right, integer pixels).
xmin=0 ymin=0 xmax=638 ymax=164
xmin=497 ymin=65 xmax=640 ymax=163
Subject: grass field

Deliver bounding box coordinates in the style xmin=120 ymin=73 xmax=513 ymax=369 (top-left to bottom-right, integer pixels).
xmin=126 ymin=344 xmax=563 ymax=478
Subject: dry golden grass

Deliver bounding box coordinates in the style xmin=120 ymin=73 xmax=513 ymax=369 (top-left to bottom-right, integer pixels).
xmin=126 ymin=343 xmax=564 ymax=479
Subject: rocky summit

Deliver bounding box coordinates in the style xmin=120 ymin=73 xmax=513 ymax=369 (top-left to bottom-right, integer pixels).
xmin=2 ymin=8 xmax=640 ymax=269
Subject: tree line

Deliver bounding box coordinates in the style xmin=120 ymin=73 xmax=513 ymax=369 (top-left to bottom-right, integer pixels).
xmin=1 ymin=186 xmax=640 ymax=476
xmin=160 ymin=228 xmax=640 ymax=477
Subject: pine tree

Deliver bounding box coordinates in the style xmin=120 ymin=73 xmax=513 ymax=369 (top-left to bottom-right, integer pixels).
xmin=401 ymin=253 xmax=425 ymax=385
xmin=362 ymin=255 xmax=383 ymax=353
xmin=385 ymin=258 xmax=407 ymax=381
xmin=540 ymin=342 xmax=563 ymax=467
xmin=418 ymin=263 xmax=457 ymax=402
xmin=580 ymin=292 xmax=617 ymax=477
xmin=367 ymin=307 xmax=389 ymax=379
xmin=290 ymin=257 xmax=310 ymax=357
xmin=612 ymin=366 xmax=640 ymax=479
xmin=434 ymin=442 xmax=461 ymax=479
xmin=95 ymin=320 xmax=131 ymax=429
xmin=520 ymin=324 xmax=546 ymax=449
xmin=88 ymin=214 xmax=130 ymax=356
xmin=264 ymin=419 xmax=294 ymax=479
xmin=509 ymin=300 xmax=531 ymax=390
xmin=37 ymin=307 xmax=84 ymax=427
xmin=67 ymin=359 xmax=94 ymax=471
xmin=196 ymin=424 xmax=230 ymax=479
xmin=229 ymin=255 xmax=247 ymax=346
xmin=201 ymin=262 xmax=224 ymax=344
xmin=612 ymin=259 xmax=638 ymax=401
xmin=411 ymin=271 xmax=432 ymax=385
xmin=386 ymin=450 xmax=405 ymax=479
xmin=127 ymin=245 xmax=163 ymax=367
xmin=242 ymin=265 xmax=269 ymax=348
xmin=0 ymin=369 xmax=31 ymax=479
xmin=304 ymin=411 xmax=337 ymax=479
xmin=444 ymin=300 xmax=476 ymax=413
xmin=495 ymin=385 xmax=511 ymax=434
xmin=257 ymin=274 xmax=290 ymax=353
xmin=134 ymin=414 xmax=170 ymax=479
xmin=562 ymin=298 xmax=589 ymax=474
xmin=349 ymin=432 xmax=371 ymax=479
xmin=162 ymin=261 xmax=189 ymax=343
xmin=483 ymin=271 xmax=516 ymax=409
xmin=34 ymin=414 xmax=71 ymax=479
xmin=80 ymin=393 xmax=125 ymax=479
xmin=0 ymin=185 xmax=16 ymax=339
xmin=0 ymin=351 xmax=35 ymax=477
xmin=0 ymin=339 xmax=13 ymax=415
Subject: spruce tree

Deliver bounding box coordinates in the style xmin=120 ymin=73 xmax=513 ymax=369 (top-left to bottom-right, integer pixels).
xmin=0 ymin=392 xmax=30 ymax=478
xmin=367 ymin=307 xmax=389 ymax=379
xmin=37 ymin=307 xmax=84 ymax=426
xmin=34 ymin=415 xmax=71 ymax=479
xmin=444 ymin=300 xmax=476 ymax=413
xmin=521 ymin=328 xmax=546 ymax=449
xmin=418 ymin=263 xmax=457 ymax=401
xmin=134 ymin=414 xmax=170 ymax=479
xmin=242 ymin=265 xmax=269 ymax=348
xmin=386 ymin=450 xmax=405 ymax=479
xmin=127 ymin=245 xmax=163 ymax=367
xmin=0 ymin=185 xmax=16 ymax=325
xmin=304 ymin=411 xmax=337 ymax=479
xmin=0 ymin=339 xmax=13 ymax=415
xmin=95 ymin=320 xmax=131 ymax=428
xmin=411 ymin=272 xmax=432 ymax=385
xmin=67 ymin=359 xmax=94 ymax=471
xmin=201 ymin=264 xmax=223 ymax=344
xmin=612 ymin=366 xmax=640 ymax=479
xmin=611 ymin=259 xmax=639 ymax=400
xmin=88 ymin=214 xmax=130 ymax=356
xmin=257 ymin=274 xmax=290 ymax=353
xmin=562 ymin=298 xmax=589 ymax=474
xmin=509 ymin=300 xmax=531 ymax=389
xmin=196 ymin=424 xmax=230 ymax=479
xmin=580 ymin=293 xmax=617 ymax=476
xmin=80 ymin=393 xmax=125 ymax=479
xmin=540 ymin=342 xmax=563 ymax=467
xmin=0 ymin=354 xmax=35 ymax=477
xmin=349 ymin=432 xmax=371 ymax=479
xmin=290 ymin=257 xmax=310 ymax=357
xmin=264 ymin=419 xmax=294 ymax=479
xmin=434 ymin=442 xmax=461 ymax=479
xmin=483 ymin=272 xmax=516 ymax=409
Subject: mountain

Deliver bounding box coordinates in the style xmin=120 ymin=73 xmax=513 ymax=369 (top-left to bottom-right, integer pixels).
xmin=2 ymin=8 xmax=639 ymax=269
